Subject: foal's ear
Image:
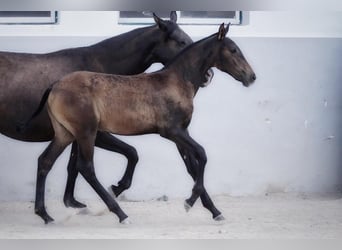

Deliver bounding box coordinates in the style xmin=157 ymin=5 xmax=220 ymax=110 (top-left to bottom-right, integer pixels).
xmin=170 ymin=11 xmax=177 ymax=23
xmin=153 ymin=13 xmax=168 ymax=31
xmin=217 ymin=22 xmax=229 ymax=41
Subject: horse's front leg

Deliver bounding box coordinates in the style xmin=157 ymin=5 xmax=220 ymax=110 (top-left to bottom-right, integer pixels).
xmin=36 ymin=139 xmax=69 ymax=223
xmin=63 ymin=141 xmax=87 ymax=208
xmin=177 ymin=143 xmax=224 ymax=221
xmin=94 ymin=131 xmax=139 ymax=197
xmin=162 ymin=129 xmax=207 ymax=211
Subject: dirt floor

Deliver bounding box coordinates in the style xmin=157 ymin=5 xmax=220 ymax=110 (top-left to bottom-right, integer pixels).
xmin=0 ymin=193 xmax=342 ymax=239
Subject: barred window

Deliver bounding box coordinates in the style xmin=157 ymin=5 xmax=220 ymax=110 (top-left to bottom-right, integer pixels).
xmin=0 ymin=11 xmax=58 ymax=25
xmin=119 ymin=11 xmax=241 ymax=25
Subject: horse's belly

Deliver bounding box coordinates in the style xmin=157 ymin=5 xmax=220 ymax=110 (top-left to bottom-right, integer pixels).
xmin=0 ymin=99 xmax=54 ymax=142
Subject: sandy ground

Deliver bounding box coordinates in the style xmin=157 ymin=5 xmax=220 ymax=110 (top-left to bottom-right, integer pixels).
xmin=0 ymin=193 xmax=342 ymax=239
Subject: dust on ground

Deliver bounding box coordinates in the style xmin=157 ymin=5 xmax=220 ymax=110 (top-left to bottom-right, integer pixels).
xmin=0 ymin=193 xmax=342 ymax=239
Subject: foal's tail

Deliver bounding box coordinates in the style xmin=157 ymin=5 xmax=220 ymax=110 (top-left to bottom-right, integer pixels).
xmin=16 ymin=85 xmax=53 ymax=133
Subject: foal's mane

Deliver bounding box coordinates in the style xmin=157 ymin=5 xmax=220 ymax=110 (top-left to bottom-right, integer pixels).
xmin=164 ymin=32 xmax=218 ymax=68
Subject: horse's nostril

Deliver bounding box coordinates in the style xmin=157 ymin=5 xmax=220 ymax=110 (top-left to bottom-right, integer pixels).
xmin=251 ymin=74 xmax=256 ymax=81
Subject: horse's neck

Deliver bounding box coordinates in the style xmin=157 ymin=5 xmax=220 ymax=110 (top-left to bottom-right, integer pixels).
xmin=89 ymin=26 xmax=159 ymax=75
xmin=168 ymin=37 xmax=217 ymax=90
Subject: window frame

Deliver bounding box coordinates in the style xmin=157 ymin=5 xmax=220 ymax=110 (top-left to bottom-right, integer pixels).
xmin=119 ymin=11 xmax=242 ymax=25
xmin=0 ymin=11 xmax=58 ymax=25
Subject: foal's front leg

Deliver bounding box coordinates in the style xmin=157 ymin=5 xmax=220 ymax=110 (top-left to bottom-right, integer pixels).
xmin=177 ymin=144 xmax=225 ymax=221
xmin=163 ymin=129 xmax=207 ymax=210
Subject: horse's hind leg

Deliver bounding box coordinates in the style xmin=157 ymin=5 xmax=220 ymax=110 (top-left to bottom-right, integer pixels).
xmin=177 ymin=144 xmax=224 ymax=221
xmin=94 ymin=131 xmax=139 ymax=197
xmin=76 ymin=135 xmax=129 ymax=223
xmin=35 ymin=138 xmax=70 ymax=224
xmin=63 ymin=141 xmax=87 ymax=208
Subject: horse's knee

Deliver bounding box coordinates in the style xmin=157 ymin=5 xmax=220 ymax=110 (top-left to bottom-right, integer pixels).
xmin=193 ymin=184 xmax=205 ymax=196
xmin=37 ymin=155 xmax=54 ymax=176
xmin=126 ymin=146 xmax=138 ymax=165
xmin=76 ymin=160 xmax=95 ymax=179
xmin=196 ymin=146 xmax=207 ymax=167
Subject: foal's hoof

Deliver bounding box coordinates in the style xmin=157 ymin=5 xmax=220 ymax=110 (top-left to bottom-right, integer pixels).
xmin=64 ymin=198 xmax=87 ymax=209
xmin=120 ymin=217 xmax=132 ymax=225
xmin=184 ymin=200 xmax=192 ymax=212
xmin=213 ymin=214 xmax=226 ymax=221
xmin=111 ymin=185 xmax=123 ymax=197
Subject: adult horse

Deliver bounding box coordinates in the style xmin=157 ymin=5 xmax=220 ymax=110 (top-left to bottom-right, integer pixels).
xmin=26 ymin=23 xmax=256 ymax=224
xmin=0 ymin=12 xmax=202 ymax=209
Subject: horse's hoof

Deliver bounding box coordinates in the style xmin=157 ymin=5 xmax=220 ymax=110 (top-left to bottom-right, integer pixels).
xmin=36 ymin=209 xmax=55 ymax=224
xmin=214 ymin=214 xmax=226 ymax=221
xmin=64 ymin=198 xmax=87 ymax=209
xmin=111 ymin=185 xmax=122 ymax=197
xmin=120 ymin=217 xmax=132 ymax=225
xmin=184 ymin=200 xmax=192 ymax=212
xmin=44 ymin=216 xmax=54 ymax=224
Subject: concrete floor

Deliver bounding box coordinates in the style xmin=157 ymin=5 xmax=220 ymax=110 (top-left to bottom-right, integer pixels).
xmin=0 ymin=193 xmax=342 ymax=239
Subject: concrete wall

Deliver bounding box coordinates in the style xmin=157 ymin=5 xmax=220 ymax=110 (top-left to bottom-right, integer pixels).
xmin=0 ymin=11 xmax=341 ymax=201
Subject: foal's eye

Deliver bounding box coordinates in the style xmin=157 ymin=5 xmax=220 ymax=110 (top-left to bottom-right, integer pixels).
xmin=180 ymin=41 xmax=186 ymax=46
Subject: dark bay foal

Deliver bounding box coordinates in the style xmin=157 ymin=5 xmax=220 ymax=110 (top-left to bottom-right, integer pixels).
xmin=28 ymin=23 xmax=256 ymax=224
xmin=0 ymin=12 xmax=200 ymax=209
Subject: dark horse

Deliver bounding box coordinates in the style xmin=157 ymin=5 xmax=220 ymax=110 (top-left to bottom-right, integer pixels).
xmin=26 ymin=23 xmax=256 ymax=224
xmin=1 ymin=12 xmax=204 ymax=209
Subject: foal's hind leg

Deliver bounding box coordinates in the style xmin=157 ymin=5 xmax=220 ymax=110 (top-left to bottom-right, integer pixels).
xmin=94 ymin=132 xmax=139 ymax=197
xmin=63 ymin=141 xmax=87 ymax=208
xmin=35 ymin=139 xmax=70 ymax=224
xmin=76 ymin=135 xmax=129 ymax=223
xmin=63 ymin=132 xmax=139 ymax=207
xmin=177 ymin=145 xmax=225 ymax=221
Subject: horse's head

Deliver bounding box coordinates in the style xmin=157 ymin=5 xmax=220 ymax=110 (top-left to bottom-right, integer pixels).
xmin=215 ymin=23 xmax=256 ymax=87
xmin=151 ymin=11 xmax=193 ymax=64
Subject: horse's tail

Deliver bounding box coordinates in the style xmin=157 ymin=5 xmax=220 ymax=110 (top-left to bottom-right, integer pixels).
xmin=16 ymin=85 xmax=53 ymax=133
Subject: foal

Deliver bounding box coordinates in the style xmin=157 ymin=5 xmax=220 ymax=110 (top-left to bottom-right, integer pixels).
xmin=31 ymin=23 xmax=256 ymax=224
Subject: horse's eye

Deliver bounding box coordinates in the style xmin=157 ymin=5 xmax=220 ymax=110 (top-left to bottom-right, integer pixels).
xmin=231 ymin=48 xmax=237 ymax=54
xmin=180 ymin=41 xmax=186 ymax=46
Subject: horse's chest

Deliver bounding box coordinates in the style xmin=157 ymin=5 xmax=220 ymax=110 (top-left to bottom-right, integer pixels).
xmin=156 ymin=94 xmax=193 ymax=128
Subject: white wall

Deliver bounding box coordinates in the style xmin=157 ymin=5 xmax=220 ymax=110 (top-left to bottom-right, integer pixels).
xmin=0 ymin=11 xmax=341 ymax=38
xmin=0 ymin=11 xmax=341 ymax=201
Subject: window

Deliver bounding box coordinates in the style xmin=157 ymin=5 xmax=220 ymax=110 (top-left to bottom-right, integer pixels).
xmin=119 ymin=11 xmax=241 ymax=25
xmin=0 ymin=11 xmax=58 ymax=25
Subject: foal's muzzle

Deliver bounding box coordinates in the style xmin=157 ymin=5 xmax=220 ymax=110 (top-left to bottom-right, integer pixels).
xmin=243 ymin=73 xmax=256 ymax=87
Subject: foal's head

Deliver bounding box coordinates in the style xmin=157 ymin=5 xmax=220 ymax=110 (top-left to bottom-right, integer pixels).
xmin=215 ymin=23 xmax=256 ymax=87
xmin=152 ymin=11 xmax=193 ymax=64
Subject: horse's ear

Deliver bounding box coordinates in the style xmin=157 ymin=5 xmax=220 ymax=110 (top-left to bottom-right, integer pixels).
xmin=170 ymin=11 xmax=177 ymax=23
xmin=217 ymin=23 xmax=226 ymax=40
xmin=217 ymin=22 xmax=229 ymax=41
xmin=225 ymin=23 xmax=230 ymax=34
xmin=153 ymin=13 xmax=168 ymax=31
